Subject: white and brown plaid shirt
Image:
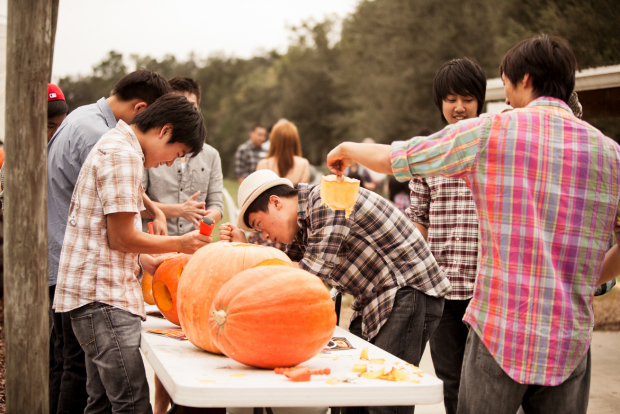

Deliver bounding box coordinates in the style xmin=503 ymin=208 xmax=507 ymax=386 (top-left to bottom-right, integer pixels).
xmin=406 ymin=176 xmax=479 ymax=300
xmin=287 ymin=184 xmax=451 ymax=340
xmin=53 ymin=120 xmax=147 ymax=319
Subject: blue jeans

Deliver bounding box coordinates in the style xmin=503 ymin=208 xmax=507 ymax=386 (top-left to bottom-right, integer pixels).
xmin=429 ymin=299 xmax=470 ymax=414
xmin=343 ymin=287 xmax=445 ymax=414
xmin=70 ymin=302 xmax=152 ymax=414
xmin=457 ymin=328 xmax=590 ymax=414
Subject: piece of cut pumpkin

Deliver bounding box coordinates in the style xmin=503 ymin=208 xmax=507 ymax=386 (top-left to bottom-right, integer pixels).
xmin=352 ymin=364 xmax=367 ymax=373
xmin=362 ymin=368 xmax=385 ymax=379
xmin=320 ymin=175 xmax=360 ymax=218
xmin=359 ymin=347 xmax=369 ymax=360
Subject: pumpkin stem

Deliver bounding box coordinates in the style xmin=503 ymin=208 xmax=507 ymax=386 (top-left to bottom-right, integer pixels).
xmin=212 ymin=309 xmax=228 ymax=325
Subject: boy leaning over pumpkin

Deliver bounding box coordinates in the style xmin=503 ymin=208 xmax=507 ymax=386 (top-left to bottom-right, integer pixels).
xmin=220 ymin=169 xmax=451 ymax=414
xmin=53 ymin=94 xmax=212 ymax=414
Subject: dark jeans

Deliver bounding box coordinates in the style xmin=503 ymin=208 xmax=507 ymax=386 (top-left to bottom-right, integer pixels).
xmin=343 ymin=287 xmax=445 ymax=414
xmin=457 ymin=328 xmax=590 ymax=414
xmin=429 ymin=299 xmax=470 ymax=414
xmin=70 ymin=302 xmax=152 ymax=414
xmin=49 ymin=286 xmax=88 ymax=414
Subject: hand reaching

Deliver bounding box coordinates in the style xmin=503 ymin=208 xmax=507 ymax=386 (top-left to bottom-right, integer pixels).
xmin=141 ymin=253 xmax=177 ymax=275
xmin=178 ymin=230 xmax=212 ymax=254
xmin=181 ymin=191 xmax=206 ymax=228
xmin=219 ymin=222 xmax=247 ymax=243
xmin=326 ymin=144 xmax=353 ymax=176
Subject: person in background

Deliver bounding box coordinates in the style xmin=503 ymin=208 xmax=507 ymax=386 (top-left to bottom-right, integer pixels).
xmin=250 ymin=120 xmax=310 ymax=250
xmin=387 ymin=176 xmax=410 ymax=214
xmin=142 ymin=77 xmax=224 ymax=414
xmin=47 ymin=70 xmax=171 ymax=414
xmin=326 ymin=35 xmax=620 ymax=414
xmin=234 ymin=125 xmax=268 ymax=183
xmin=406 ymin=58 xmax=486 ymax=414
xmin=255 ymin=120 xmax=310 ymax=186
xmin=47 ymin=84 xmax=69 ymax=141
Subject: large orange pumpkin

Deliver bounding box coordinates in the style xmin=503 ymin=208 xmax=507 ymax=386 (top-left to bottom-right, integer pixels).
xmin=152 ymin=254 xmax=192 ymax=326
xmin=141 ymin=271 xmax=155 ymax=305
xmin=177 ymin=242 xmax=292 ymax=354
xmin=208 ymin=266 xmax=336 ymax=368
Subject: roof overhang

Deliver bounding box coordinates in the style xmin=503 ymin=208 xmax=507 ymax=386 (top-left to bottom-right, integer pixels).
xmin=486 ymin=64 xmax=620 ymax=101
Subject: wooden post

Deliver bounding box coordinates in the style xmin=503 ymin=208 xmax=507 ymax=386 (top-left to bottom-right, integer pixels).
xmin=49 ymin=0 xmax=59 ymax=82
xmin=4 ymin=0 xmax=54 ymax=413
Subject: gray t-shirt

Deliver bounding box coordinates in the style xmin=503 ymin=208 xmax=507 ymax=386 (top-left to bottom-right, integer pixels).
xmin=47 ymin=98 xmax=117 ymax=286
xmin=142 ymin=143 xmax=224 ymax=236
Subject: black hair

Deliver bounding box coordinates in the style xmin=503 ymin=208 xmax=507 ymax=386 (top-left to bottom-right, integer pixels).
xmin=243 ymin=184 xmax=298 ymax=229
xmin=129 ymin=94 xmax=206 ymax=157
xmin=169 ymin=76 xmax=201 ymax=105
xmin=48 ymin=100 xmax=68 ymax=118
xmin=433 ymin=58 xmax=487 ymax=124
xmin=252 ymin=125 xmax=266 ymax=132
xmin=499 ymin=35 xmax=576 ymax=103
xmin=111 ymin=70 xmax=171 ymax=105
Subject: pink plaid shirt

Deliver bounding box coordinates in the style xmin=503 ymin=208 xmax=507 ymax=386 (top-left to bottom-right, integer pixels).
xmin=53 ymin=121 xmax=147 ymax=319
xmin=391 ymin=97 xmax=620 ymax=386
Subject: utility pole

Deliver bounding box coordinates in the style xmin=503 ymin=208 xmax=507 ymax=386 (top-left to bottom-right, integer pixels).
xmin=4 ymin=0 xmax=54 ymax=412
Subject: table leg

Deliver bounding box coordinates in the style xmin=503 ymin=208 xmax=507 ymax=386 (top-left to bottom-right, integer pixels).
xmin=266 ymin=408 xmax=274 ymax=414
xmin=253 ymin=408 xmax=263 ymax=414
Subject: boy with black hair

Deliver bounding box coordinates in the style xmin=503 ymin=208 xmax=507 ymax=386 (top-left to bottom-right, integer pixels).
xmin=144 ymin=77 xmax=223 ymax=414
xmin=220 ymin=169 xmax=451 ymax=414
xmin=327 ymin=35 xmax=620 ymax=413
xmin=47 ymin=69 xmax=170 ymax=414
xmin=169 ymin=76 xmax=201 ymax=106
xmin=407 ymin=58 xmax=486 ymax=414
xmin=142 ymin=76 xmax=222 ymax=238
xmin=53 ymin=94 xmax=211 ymax=414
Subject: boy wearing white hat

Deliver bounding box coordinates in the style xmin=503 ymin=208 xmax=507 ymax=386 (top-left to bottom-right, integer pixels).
xmin=220 ymin=169 xmax=451 ymax=414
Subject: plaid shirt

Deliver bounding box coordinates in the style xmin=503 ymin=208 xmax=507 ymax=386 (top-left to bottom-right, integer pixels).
xmin=407 ymin=176 xmax=478 ymax=300
xmin=53 ymin=121 xmax=147 ymax=319
xmin=287 ymin=184 xmax=451 ymax=341
xmin=391 ymin=97 xmax=620 ymax=386
xmin=234 ymin=140 xmax=265 ymax=179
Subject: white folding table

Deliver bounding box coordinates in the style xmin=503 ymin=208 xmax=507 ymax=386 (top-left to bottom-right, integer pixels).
xmin=140 ymin=310 xmax=443 ymax=411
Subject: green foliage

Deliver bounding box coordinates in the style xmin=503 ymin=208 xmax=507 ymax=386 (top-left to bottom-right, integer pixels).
xmin=56 ymin=0 xmax=620 ymax=176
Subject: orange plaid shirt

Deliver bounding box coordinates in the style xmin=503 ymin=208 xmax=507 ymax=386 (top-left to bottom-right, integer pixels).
xmin=53 ymin=120 xmax=147 ymax=319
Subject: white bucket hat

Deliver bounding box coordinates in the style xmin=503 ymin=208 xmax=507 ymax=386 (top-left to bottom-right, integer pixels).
xmin=237 ymin=170 xmax=294 ymax=232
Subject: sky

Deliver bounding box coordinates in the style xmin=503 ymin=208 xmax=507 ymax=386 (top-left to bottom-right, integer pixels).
xmin=51 ymin=0 xmax=360 ymax=80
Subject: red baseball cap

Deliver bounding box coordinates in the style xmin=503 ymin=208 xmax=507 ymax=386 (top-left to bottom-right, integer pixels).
xmin=48 ymin=84 xmax=65 ymax=102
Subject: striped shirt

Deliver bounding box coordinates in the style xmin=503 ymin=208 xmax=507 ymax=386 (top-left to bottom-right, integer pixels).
xmin=390 ymin=97 xmax=620 ymax=386
xmin=287 ymin=184 xmax=451 ymax=341
xmin=407 ymin=176 xmax=478 ymax=300
xmin=53 ymin=121 xmax=147 ymax=319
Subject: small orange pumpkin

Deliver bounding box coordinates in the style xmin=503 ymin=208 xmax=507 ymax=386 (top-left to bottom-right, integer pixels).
xmin=152 ymin=254 xmax=192 ymax=326
xmin=141 ymin=271 xmax=155 ymax=305
xmin=177 ymin=242 xmax=292 ymax=354
xmin=209 ymin=265 xmax=336 ymax=368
